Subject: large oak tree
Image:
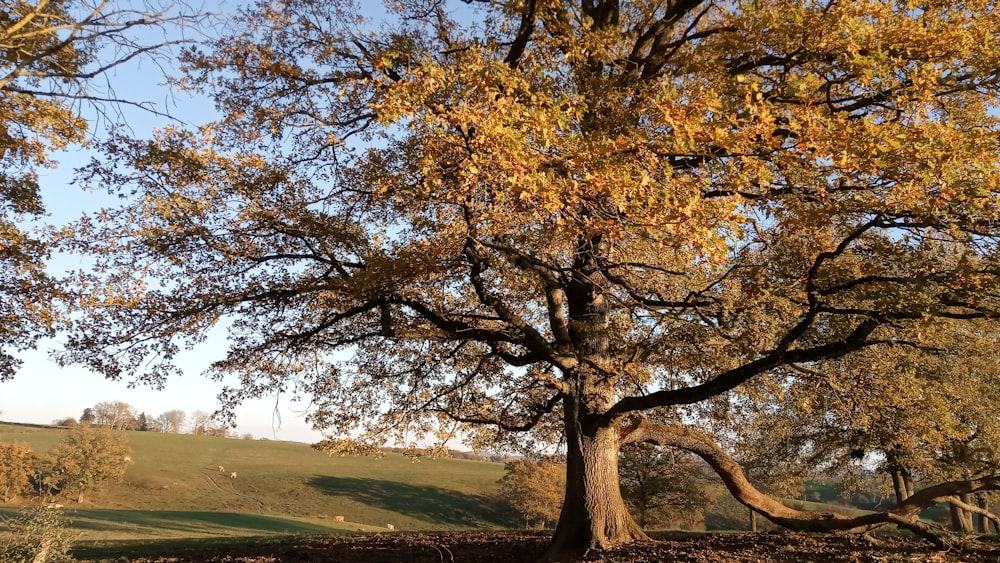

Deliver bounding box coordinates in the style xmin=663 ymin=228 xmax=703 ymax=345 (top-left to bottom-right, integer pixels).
xmin=64 ymin=0 xmax=1000 ymax=556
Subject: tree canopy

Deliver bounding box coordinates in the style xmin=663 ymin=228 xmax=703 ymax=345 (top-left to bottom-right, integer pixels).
xmin=0 ymin=0 xmax=206 ymax=380
xmin=60 ymin=0 xmax=1000 ymax=555
xmin=38 ymin=424 xmax=132 ymax=503
xmin=499 ymin=459 xmax=566 ymax=528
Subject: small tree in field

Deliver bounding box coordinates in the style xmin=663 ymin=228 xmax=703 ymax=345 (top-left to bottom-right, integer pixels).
xmin=619 ymin=443 xmax=713 ymax=530
xmin=0 ymin=442 xmax=35 ymax=502
xmin=39 ymin=425 xmax=132 ymax=504
xmin=499 ymin=460 xmax=566 ymax=529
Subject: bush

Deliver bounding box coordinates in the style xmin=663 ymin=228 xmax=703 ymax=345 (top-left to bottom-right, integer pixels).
xmin=0 ymin=505 xmax=75 ymax=562
xmin=0 ymin=442 xmax=36 ymax=502
xmin=37 ymin=425 xmax=132 ymax=503
xmin=498 ymin=459 xmax=565 ymax=529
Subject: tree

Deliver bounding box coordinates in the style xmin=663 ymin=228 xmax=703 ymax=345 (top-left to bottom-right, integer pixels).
xmin=188 ymin=410 xmax=211 ymax=435
xmin=78 ymin=408 xmax=94 ymax=425
xmin=154 ymin=409 xmax=186 ymax=433
xmin=0 ymin=0 xmax=206 ymax=382
xmin=38 ymin=424 xmax=132 ymax=503
xmin=136 ymin=412 xmax=150 ymax=431
xmin=725 ymin=318 xmax=1000 ymax=531
xmin=499 ymin=459 xmax=566 ymax=529
xmin=91 ymin=401 xmax=136 ymax=430
xmin=0 ymin=441 xmax=35 ymax=502
xmin=61 ymin=0 xmax=1000 ymax=555
xmin=619 ymin=443 xmax=712 ymax=530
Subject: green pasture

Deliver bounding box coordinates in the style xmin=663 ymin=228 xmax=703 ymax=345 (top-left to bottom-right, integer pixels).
xmin=0 ymin=507 xmax=377 ymax=541
xmin=0 ymin=422 xmax=512 ymax=535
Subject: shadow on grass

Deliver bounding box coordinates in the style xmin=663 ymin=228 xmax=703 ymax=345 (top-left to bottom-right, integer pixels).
xmin=66 ymin=509 xmax=334 ymax=535
xmin=70 ymin=534 xmax=335 ymax=561
xmin=307 ymin=476 xmax=512 ymax=528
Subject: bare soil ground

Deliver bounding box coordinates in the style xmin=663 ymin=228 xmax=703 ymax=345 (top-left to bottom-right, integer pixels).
xmin=100 ymin=531 xmax=1000 ymax=562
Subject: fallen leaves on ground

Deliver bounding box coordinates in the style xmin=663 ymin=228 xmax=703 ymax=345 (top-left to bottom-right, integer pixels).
xmin=99 ymin=531 xmax=1000 ymax=562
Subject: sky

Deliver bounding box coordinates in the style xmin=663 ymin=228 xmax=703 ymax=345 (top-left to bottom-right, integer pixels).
xmin=2 ymin=0 xmax=490 ymax=446
xmin=0 ymin=0 xmax=329 ymax=443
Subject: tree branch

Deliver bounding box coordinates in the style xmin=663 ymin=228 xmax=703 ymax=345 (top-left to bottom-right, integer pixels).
xmin=629 ymin=420 xmax=1000 ymax=547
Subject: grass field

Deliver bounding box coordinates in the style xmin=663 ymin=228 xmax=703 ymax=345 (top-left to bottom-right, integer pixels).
xmin=0 ymin=421 xmax=513 ymax=546
xmin=1 ymin=422 xmax=952 ymax=561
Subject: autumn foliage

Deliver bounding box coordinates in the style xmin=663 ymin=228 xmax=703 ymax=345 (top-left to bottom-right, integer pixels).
xmin=0 ymin=441 xmax=35 ymax=502
xmin=38 ymin=425 xmax=132 ymax=504
xmin=59 ymin=0 xmax=1000 ymax=555
xmin=499 ymin=459 xmax=566 ymax=529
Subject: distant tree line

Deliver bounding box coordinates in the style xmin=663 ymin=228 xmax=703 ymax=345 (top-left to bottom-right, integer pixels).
xmin=52 ymin=402 xmax=235 ymax=438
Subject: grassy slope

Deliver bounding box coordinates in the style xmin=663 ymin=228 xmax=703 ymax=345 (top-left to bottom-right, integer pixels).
xmin=0 ymin=423 xmax=512 ymax=539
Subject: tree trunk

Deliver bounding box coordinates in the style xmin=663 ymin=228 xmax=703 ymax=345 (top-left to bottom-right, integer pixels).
xmin=750 ymin=507 xmax=758 ymax=532
xmin=976 ymin=496 xmax=988 ymax=534
xmin=890 ymin=468 xmax=908 ymax=506
xmin=545 ymin=233 xmax=647 ymax=557
xmin=951 ymin=503 xmax=964 ymax=532
xmin=950 ymin=493 xmax=975 ymax=533
xmin=546 ymin=410 xmax=647 ymax=558
xmin=960 ymin=493 xmax=975 ymax=532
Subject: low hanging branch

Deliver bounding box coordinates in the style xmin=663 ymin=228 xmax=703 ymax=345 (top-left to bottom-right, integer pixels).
xmin=624 ymin=418 xmax=1000 ymax=547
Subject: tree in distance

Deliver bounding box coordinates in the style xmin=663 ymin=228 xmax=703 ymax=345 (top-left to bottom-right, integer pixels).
xmin=91 ymin=400 xmax=137 ymax=430
xmin=619 ymin=443 xmax=713 ymax=530
xmin=155 ymin=409 xmax=186 ymax=434
xmin=0 ymin=441 xmax=35 ymax=502
xmin=0 ymin=0 xmax=207 ymax=381
xmin=726 ymin=317 xmax=1000 ymax=532
xmin=499 ymin=459 xmax=566 ymax=529
xmin=38 ymin=424 xmax=132 ymax=504
xmin=60 ymin=0 xmax=1000 ymax=556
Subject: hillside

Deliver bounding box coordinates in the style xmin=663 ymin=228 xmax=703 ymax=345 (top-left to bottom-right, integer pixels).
xmin=0 ymin=423 xmax=513 ymax=533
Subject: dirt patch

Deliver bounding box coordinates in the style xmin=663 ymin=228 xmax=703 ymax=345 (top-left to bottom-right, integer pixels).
xmin=88 ymin=531 xmax=1000 ymax=562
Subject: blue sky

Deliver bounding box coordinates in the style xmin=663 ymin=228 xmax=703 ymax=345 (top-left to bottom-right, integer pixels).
xmin=0 ymin=0 xmax=326 ymax=443
xmin=2 ymin=0 xmax=488 ymax=445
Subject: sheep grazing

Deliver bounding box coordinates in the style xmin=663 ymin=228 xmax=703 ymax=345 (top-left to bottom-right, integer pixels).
xmin=334 ymin=515 xmax=345 ymax=522
xmin=386 ymin=523 xmax=394 ymax=530
xmin=218 ymin=465 xmax=225 ymax=473
xmin=230 ymin=471 xmax=237 ymax=479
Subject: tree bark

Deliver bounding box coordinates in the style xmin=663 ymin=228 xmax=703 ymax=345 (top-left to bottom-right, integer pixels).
xmin=951 ymin=493 xmax=975 ymax=533
xmin=890 ymin=468 xmax=909 ymax=506
xmin=950 ymin=503 xmax=965 ymax=532
xmin=546 ymin=400 xmax=647 ymax=559
xmin=545 ymin=233 xmax=648 ymax=558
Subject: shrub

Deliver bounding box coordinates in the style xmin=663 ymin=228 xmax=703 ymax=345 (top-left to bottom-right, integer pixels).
xmin=0 ymin=442 xmax=36 ymax=502
xmin=0 ymin=505 xmax=74 ymax=562
xmin=498 ymin=459 xmax=565 ymax=529
xmin=37 ymin=425 xmax=132 ymax=503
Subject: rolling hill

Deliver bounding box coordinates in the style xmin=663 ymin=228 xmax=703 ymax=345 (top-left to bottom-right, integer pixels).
xmin=0 ymin=422 xmax=514 ymax=540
